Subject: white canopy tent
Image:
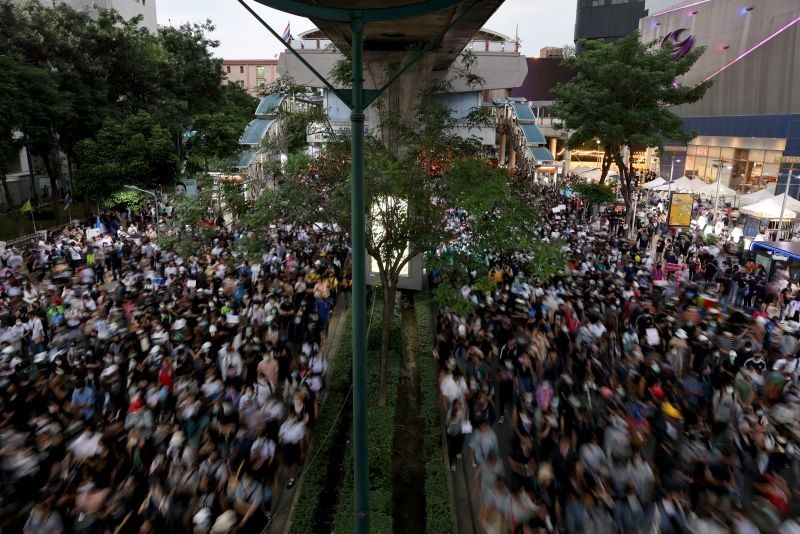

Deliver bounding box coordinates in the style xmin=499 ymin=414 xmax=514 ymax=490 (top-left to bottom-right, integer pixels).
xmin=738 ymin=188 xmax=774 ymax=206
xmin=642 ymin=177 xmax=666 ymax=189
xmin=569 ymin=166 xmax=594 ymax=176
xmin=652 ymin=176 xmax=702 ymax=192
xmin=695 ymin=182 xmax=738 ymax=197
xmin=580 ymin=168 xmax=619 ymax=182
xmin=739 ymin=198 xmax=797 ymax=220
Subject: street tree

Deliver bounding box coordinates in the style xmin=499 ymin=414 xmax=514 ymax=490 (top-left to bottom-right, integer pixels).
xmin=74 ymin=112 xmax=179 ymax=203
xmin=185 ymin=84 xmax=259 ymax=173
xmin=247 ymin=96 xmax=541 ymax=404
xmin=552 ymin=31 xmax=711 ymax=237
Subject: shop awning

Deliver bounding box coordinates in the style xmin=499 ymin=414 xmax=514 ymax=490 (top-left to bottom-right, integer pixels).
xmin=255 ymin=94 xmax=285 ymax=117
xmin=230 ymin=150 xmax=261 ymax=169
xmin=519 ymin=123 xmax=546 ymax=146
xmin=750 ymin=241 xmax=800 ymax=260
xmin=527 ymin=146 xmax=554 ymax=162
xmin=512 ymin=102 xmax=536 ymax=122
xmin=239 ymin=118 xmax=276 ymax=145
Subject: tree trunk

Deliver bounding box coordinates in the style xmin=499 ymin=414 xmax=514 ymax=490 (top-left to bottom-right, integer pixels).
xmin=378 ymin=275 xmax=397 ymax=407
xmin=613 ymin=152 xmax=637 ymax=240
xmin=37 ymin=149 xmax=61 ymax=225
xmin=598 ymin=147 xmax=612 ymax=185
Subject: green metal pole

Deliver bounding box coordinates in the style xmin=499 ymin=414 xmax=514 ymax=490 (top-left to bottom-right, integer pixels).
xmin=350 ymin=16 xmax=370 ymax=534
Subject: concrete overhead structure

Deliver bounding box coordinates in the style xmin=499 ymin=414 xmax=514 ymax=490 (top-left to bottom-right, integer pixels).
xmin=279 ymin=26 xmax=526 ymax=143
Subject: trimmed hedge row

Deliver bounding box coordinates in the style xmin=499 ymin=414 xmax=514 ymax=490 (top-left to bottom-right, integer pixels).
xmin=415 ymin=297 xmax=456 ymax=534
xmin=288 ymin=308 xmax=353 ymax=534
xmin=333 ymin=299 xmax=402 ymax=534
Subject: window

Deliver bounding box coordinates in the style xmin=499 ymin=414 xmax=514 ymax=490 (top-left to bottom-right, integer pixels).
xmin=611 ymin=0 xmax=629 ymax=4
xmin=256 ymin=66 xmax=265 ymax=78
xmin=226 ymin=65 xmax=231 ymax=73
xmin=240 ymin=66 xmax=244 ymax=74
xmin=591 ymin=0 xmax=605 ymax=6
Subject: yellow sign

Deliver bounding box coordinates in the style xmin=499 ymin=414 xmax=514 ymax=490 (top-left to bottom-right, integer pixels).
xmin=668 ymin=192 xmax=693 ymax=227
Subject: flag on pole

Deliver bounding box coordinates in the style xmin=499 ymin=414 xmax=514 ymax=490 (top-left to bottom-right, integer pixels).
xmin=63 ymin=193 xmax=71 ymax=211
xmin=19 ymin=199 xmax=32 ymax=213
xmin=282 ymin=22 xmax=292 ymax=43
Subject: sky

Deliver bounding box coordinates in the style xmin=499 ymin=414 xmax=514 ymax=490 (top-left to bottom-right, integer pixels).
xmin=156 ymin=0 xmax=578 ymax=60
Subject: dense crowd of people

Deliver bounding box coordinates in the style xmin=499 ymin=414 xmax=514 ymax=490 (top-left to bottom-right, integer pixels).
xmin=0 ymin=203 xmax=349 ymax=533
xmin=435 ymin=176 xmax=800 ymax=533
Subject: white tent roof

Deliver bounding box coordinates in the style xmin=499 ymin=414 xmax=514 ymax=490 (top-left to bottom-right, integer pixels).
xmin=738 ymin=190 xmax=800 ymax=212
xmin=739 ymin=188 xmax=774 ymax=205
xmin=739 ymin=198 xmax=797 ymax=220
xmin=642 ymin=177 xmax=666 ymax=189
xmin=570 ymin=166 xmax=594 ymax=176
xmin=652 ymin=176 xmax=702 ymax=192
xmin=580 ymin=168 xmax=619 ymax=180
xmin=696 ymin=182 xmax=737 ymax=197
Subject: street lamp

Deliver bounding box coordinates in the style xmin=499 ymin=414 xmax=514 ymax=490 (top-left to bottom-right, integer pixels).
xmin=667 ymin=155 xmax=682 ymax=196
xmin=596 ymin=140 xmax=601 ymax=168
xmin=711 ymin=161 xmax=732 ymax=219
xmin=124 ymin=185 xmax=159 ymax=241
xmin=777 ymin=170 xmax=797 ymax=240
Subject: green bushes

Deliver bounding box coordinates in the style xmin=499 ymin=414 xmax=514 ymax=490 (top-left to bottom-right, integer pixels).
xmin=333 ymin=299 xmax=402 ymax=534
xmin=289 ymin=309 xmax=352 ymax=534
xmin=416 ymin=297 xmax=455 ymax=534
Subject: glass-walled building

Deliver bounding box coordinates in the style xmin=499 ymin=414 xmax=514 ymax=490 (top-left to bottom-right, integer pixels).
xmin=683 ymin=136 xmax=787 ymax=193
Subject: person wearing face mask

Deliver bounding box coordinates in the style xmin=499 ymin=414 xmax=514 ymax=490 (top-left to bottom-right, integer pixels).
xmin=712 ymin=383 xmax=739 ymax=437
xmin=278 ymin=403 xmax=307 ymax=489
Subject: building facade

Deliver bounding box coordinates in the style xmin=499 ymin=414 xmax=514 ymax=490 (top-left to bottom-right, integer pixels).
xmin=221 ymin=60 xmax=280 ymax=96
xmin=278 ymin=28 xmax=531 ymax=155
xmin=55 ymin=0 xmax=157 ymax=32
xmin=638 ymin=0 xmax=800 ymax=194
xmin=574 ymin=0 xmax=647 ymax=46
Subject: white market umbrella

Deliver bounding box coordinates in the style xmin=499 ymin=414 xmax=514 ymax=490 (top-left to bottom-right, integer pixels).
xmin=642 ymin=177 xmax=666 ymax=189
xmin=570 ymin=166 xmax=593 ymax=176
xmin=740 ymin=198 xmax=797 ymax=220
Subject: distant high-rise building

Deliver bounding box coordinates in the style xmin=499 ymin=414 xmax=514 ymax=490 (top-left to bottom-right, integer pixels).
xmin=221 ymin=60 xmax=280 ymax=96
xmin=539 ymin=47 xmax=563 ymax=58
xmin=574 ymin=0 xmax=647 ymax=47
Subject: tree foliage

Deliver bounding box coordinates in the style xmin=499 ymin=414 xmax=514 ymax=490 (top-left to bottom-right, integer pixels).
xmin=184 ymin=83 xmax=258 ymax=173
xmin=0 ymin=0 xmax=227 ymax=219
xmin=75 ymin=112 xmax=179 ymax=200
xmin=552 ymin=31 xmax=711 ymax=235
xmin=574 ymin=182 xmax=616 ymax=205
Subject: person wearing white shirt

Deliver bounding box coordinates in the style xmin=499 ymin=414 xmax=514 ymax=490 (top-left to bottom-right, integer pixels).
xmin=218 ymin=344 xmax=243 ymax=379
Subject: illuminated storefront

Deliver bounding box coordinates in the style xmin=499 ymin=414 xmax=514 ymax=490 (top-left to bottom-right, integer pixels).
xmin=683 ymin=136 xmax=787 ymax=193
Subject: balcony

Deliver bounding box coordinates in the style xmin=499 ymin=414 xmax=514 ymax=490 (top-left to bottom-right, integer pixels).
xmin=290 ymin=38 xmax=335 ymax=51
xmin=465 ymin=40 xmax=520 ymax=54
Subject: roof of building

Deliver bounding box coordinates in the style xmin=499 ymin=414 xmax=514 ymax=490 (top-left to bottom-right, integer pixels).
xmin=239 ymin=118 xmax=276 ymax=145
xmin=222 ymin=59 xmax=278 ymax=65
xmin=511 ymin=57 xmax=575 ymax=102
